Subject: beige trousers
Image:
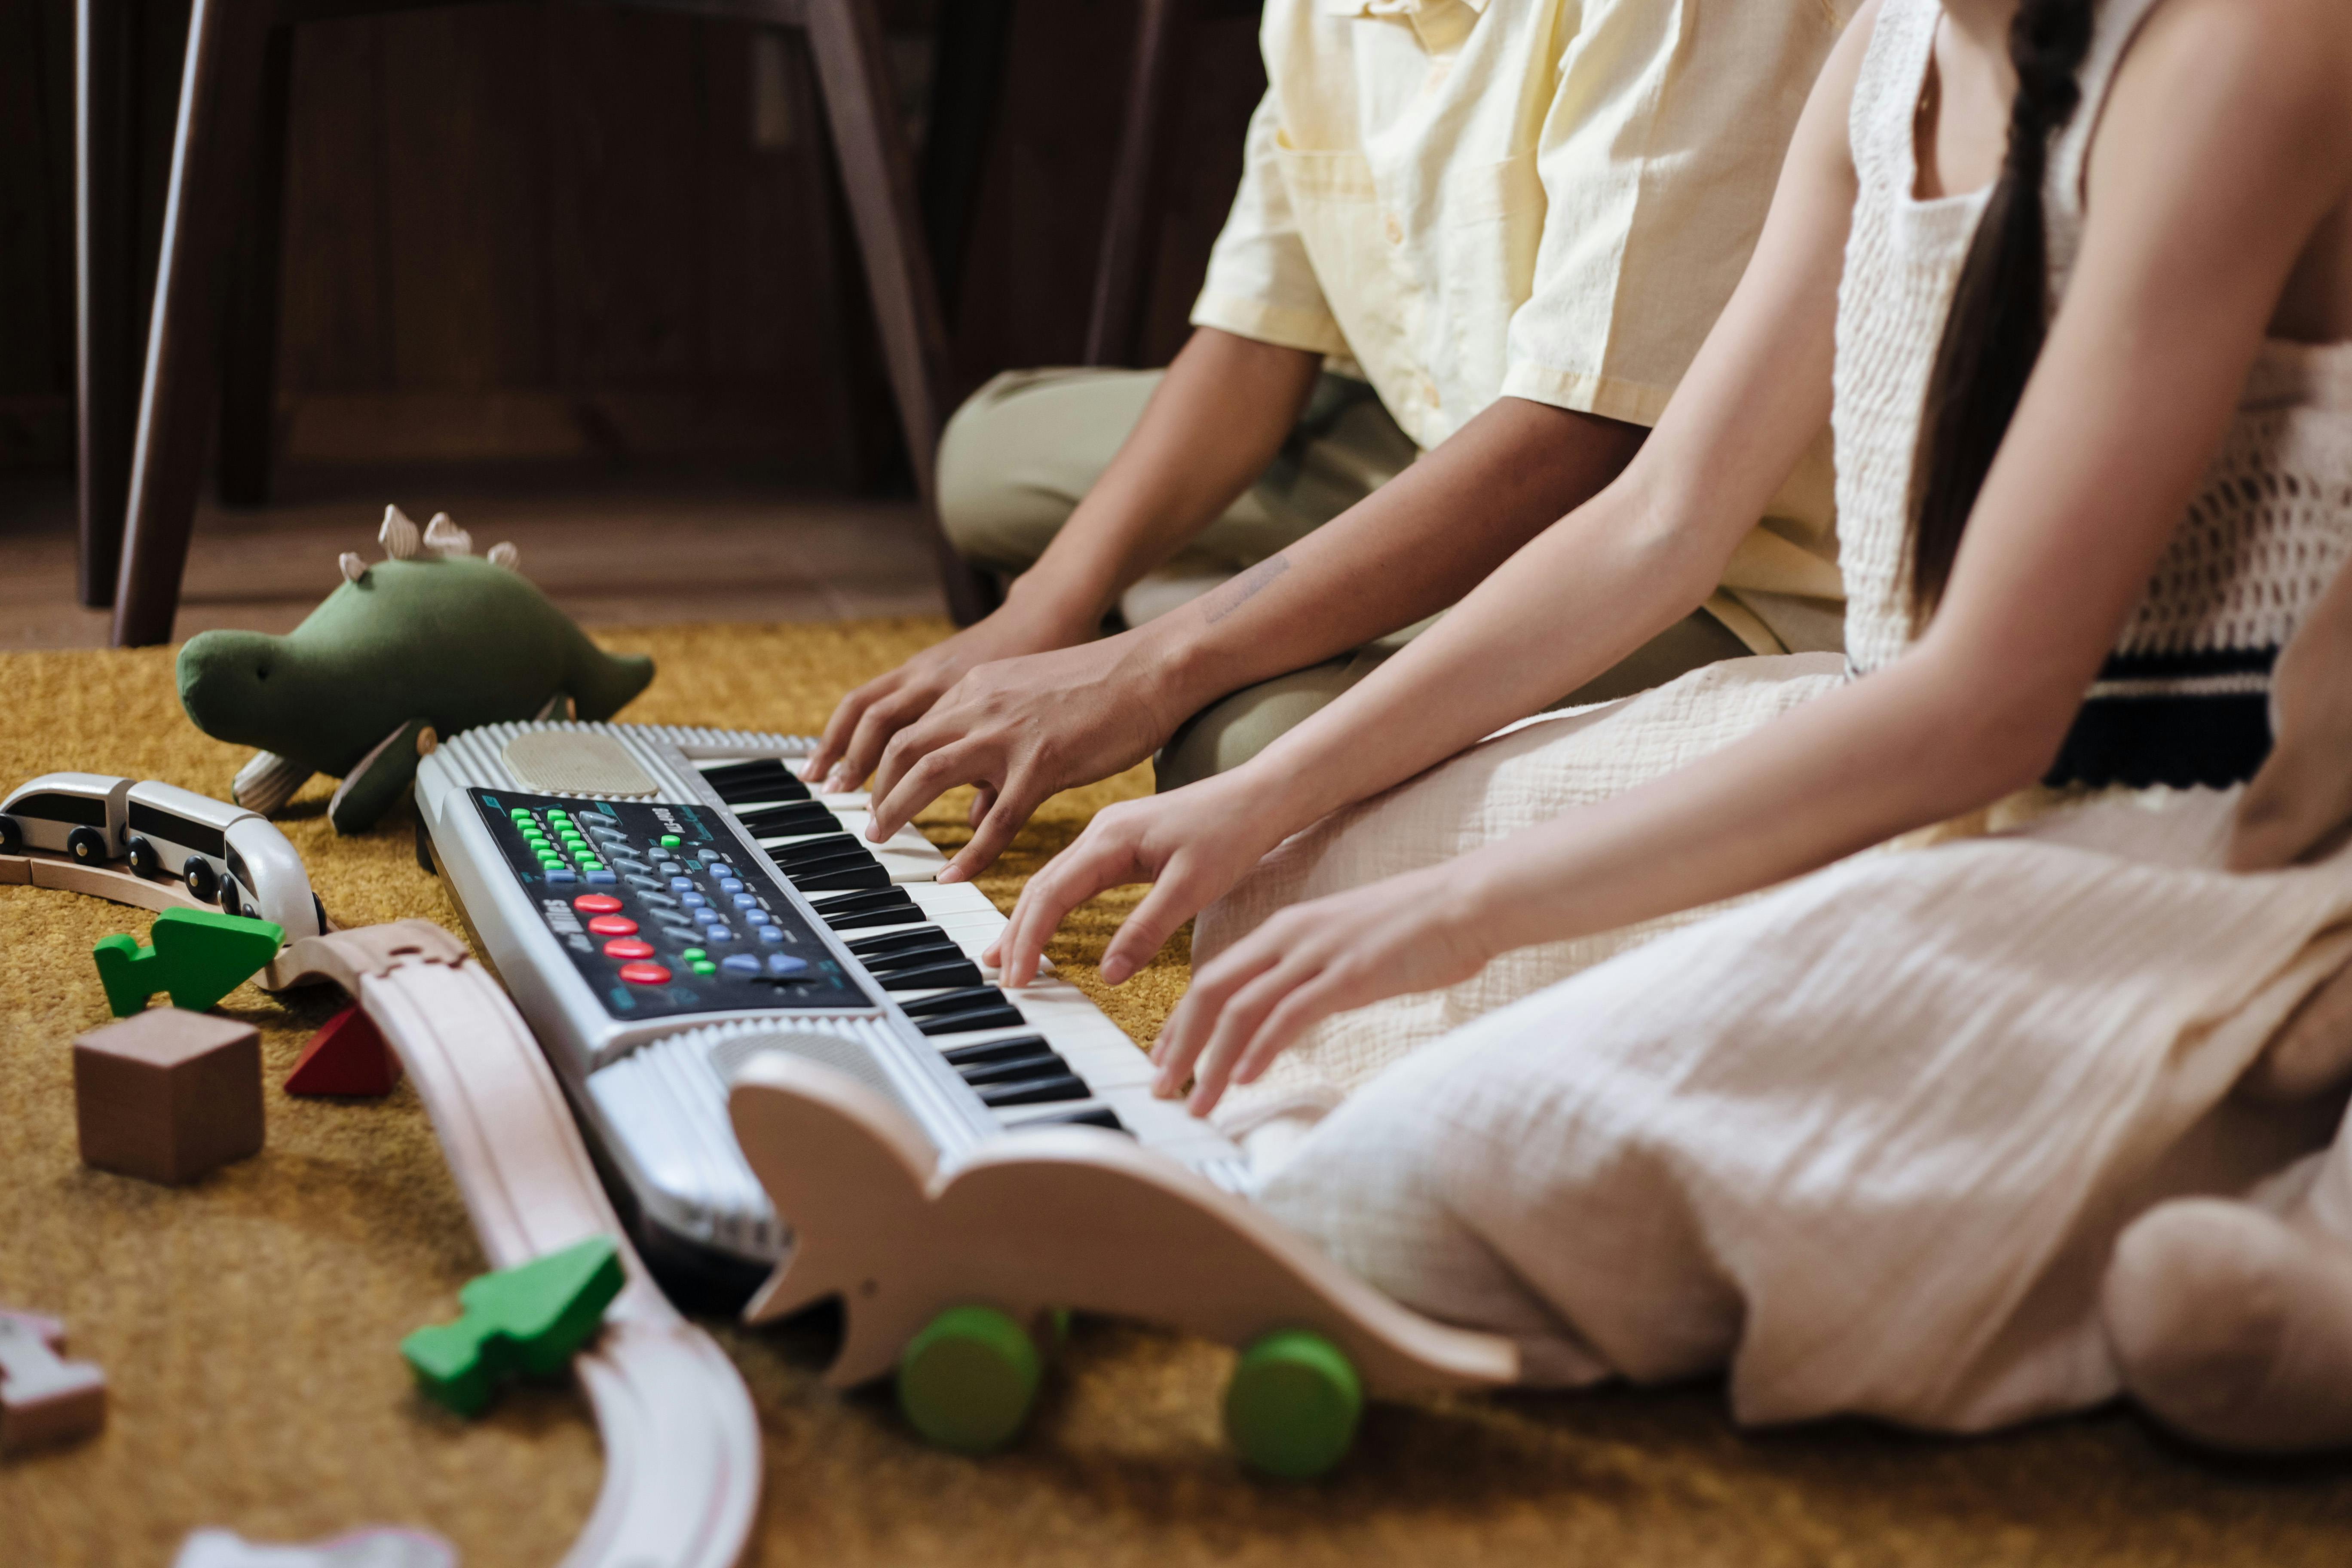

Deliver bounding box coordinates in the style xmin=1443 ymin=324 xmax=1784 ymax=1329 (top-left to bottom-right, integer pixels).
xmin=937 ymin=366 xmax=1753 ymax=790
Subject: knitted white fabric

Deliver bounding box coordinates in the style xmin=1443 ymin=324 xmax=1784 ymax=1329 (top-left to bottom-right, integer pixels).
xmin=1828 ymin=0 xmax=1983 ymax=673
xmin=1840 ymin=0 xmax=2352 ymax=676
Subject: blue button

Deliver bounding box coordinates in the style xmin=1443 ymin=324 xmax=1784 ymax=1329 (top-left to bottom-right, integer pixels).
xmin=756 ymin=925 xmax=786 ymax=943
xmin=610 ymin=858 xmax=650 ymax=873
xmin=704 ymin=927 xmax=737 ymax=944
xmin=658 ymin=861 xmax=683 ymax=875
xmin=545 ymin=866 xmax=577 ymax=884
xmin=718 ymin=879 xmax=744 ymax=894
xmin=732 ymin=893 xmax=760 ymax=909
xmin=679 ymin=891 xmax=707 ymax=907
xmin=721 ymin=954 xmax=761 ymax=975
xmin=766 ymin=953 xmax=809 ymax=976
xmin=584 ymin=868 xmax=617 ymax=885
xmin=625 ymin=874 xmax=662 ymax=891
xmin=669 ymin=877 xmax=695 ymax=892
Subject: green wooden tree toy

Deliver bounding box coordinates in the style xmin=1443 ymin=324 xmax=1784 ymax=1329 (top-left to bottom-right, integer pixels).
xmin=401 ymin=1236 xmax=627 ymax=1416
xmin=91 ymin=908 xmax=286 ymax=1017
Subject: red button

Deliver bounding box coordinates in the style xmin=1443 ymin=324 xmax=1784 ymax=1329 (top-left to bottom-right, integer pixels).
xmin=574 ymin=894 xmax=623 ymax=915
xmin=587 ymin=915 xmax=639 ymax=937
xmin=603 ymin=937 xmax=654 ymax=960
xmin=617 ymin=961 xmax=671 ymax=986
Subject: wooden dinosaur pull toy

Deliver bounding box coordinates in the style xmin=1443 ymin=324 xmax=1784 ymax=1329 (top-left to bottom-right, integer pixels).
xmin=401 ymin=1236 xmax=625 ymax=1416
xmin=0 ymin=1310 xmax=107 ymax=1455
xmin=726 ymin=1051 xmax=1518 ymax=1478
xmin=91 ymin=907 xmax=284 ymax=1017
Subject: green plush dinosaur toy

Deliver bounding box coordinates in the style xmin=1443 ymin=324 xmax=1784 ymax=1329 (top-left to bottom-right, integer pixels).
xmin=176 ymin=507 xmax=655 ymax=833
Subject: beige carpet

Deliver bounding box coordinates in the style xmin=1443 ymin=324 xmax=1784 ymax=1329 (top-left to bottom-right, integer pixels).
xmin=4 ymin=621 xmax=2350 ymax=1567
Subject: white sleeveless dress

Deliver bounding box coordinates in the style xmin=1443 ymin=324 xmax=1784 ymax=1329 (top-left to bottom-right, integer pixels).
xmin=1242 ymin=0 xmax=2352 ymax=1431
xmin=1196 ymin=0 xmax=2352 ymax=1137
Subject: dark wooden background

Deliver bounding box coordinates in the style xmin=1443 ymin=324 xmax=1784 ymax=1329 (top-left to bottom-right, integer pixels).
xmin=0 ymin=0 xmax=1263 ymax=482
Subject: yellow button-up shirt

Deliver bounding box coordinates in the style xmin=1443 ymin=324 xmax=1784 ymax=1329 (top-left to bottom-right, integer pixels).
xmin=1192 ymin=0 xmax=1853 ymax=646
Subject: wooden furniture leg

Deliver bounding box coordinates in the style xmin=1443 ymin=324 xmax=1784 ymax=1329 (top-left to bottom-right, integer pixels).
xmin=914 ymin=0 xmax=1012 ymax=322
xmin=800 ymin=0 xmax=996 ymax=626
xmin=1084 ymin=0 xmax=1181 ymax=369
xmin=216 ymin=22 xmax=292 ymax=508
xmin=110 ymin=0 xmax=276 ymax=646
xmin=75 ymin=0 xmax=140 ymax=609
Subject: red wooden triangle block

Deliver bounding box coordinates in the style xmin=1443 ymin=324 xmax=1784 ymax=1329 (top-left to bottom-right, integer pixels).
xmin=285 ymin=1004 xmax=401 ymax=1097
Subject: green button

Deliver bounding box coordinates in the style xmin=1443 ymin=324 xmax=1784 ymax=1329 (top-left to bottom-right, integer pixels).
xmin=508 ymin=808 xmax=531 ymax=820
xmin=690 ymin=960 xmax=717 ymax=976
xmin=658 ymin=834 xmax=682 ymax=848
xmin=538 ymin=851 xmax=564 ymax=864
xmin=579 ymin=859 xmax=604 ymax=872
xmin=680 ymin=947 xmax=707 ymax=962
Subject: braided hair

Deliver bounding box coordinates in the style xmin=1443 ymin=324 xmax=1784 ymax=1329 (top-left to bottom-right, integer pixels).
xmin=1906 ymin=0 xmax=2098 ymax=616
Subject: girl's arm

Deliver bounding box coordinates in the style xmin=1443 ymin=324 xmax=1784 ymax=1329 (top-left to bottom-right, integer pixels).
xmin=1148 ymin=0 xmax=2352 ymax=1113
xmin=993 ymin=0 xmax=1880 ymax=985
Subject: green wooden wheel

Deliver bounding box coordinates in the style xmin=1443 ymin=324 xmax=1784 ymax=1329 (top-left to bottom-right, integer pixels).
xmin=897 ymin=1305 xmax=1042 ymax=1455
xmin=1224 ymin=1329 xmax=1363 ymax=1479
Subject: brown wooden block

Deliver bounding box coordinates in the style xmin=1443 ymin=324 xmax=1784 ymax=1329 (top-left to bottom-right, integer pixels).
xmin=72 ymin=1009 xmax=265 ymax=1185
xmin=0 ymin=1310 xmax=107 ymax=1455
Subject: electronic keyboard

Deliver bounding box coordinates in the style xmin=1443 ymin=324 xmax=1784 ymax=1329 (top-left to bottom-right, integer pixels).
xmin=411 ymin=720 xmax=1249 ymax=1297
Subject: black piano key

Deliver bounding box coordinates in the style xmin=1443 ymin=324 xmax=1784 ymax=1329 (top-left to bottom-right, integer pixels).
xmin=809 ymin=886 xmax=916 ymax=919
xmin=1016 ymin=1106 xmax=1130 ymax=1134
xmin=863 ymin=940 xmax=965 ymax=973
xmin=914 ymin=1003 xmax=1029 ymax=1037
xmin=844 ymin=925 xmax=950 ymax=959
xmin=789 ymin=861 xmax=893 ymax=894
xmin=702 ymin=759 xmax=813 ymax=805
xmin=815 ymin=899 xmax=921 ymax=929
xmin=979 ymin=1074 xmax=1090 ymax=1108
xmin=768 ymin=833 xmax=864 ymax=867
xmin=941 ymin=1034 xmax=1051 ymax=1067
xmin=956 ymin=1050 xmax=1068 ymax=1087
xmin=900 ymin=985 xmax=1007 ymax=1018
xmin=736 ymin=802 xmax=839 ymax=838
xmin=877 ymin=959 xmax=987 ymax=992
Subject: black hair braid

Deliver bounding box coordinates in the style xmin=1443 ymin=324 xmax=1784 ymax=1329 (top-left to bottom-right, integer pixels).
xmin=1905 ymin=0 xmax=2098 ymax=617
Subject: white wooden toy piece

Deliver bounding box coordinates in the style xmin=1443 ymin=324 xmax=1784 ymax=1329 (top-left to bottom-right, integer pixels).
xmin=0 ymin=1309 xmax=107 ymax=1454
xmin=273 ymin=922 xmax=759 ymax=1568
xmin=728 ymin=1052 xmax=1516 ymax=1467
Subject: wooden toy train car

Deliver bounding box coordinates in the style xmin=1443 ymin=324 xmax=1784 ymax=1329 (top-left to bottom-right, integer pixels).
xmin=0 ymin=773 xmax=325 ymax=941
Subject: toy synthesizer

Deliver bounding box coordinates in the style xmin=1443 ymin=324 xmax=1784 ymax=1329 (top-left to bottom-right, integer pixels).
xmin=412 ymin=722 xmax=1250 ymax=1296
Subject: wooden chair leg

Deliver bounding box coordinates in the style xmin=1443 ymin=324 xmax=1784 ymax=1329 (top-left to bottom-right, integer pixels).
xmin=914 ymin=0 xmax=1013 ymax=323
xmin=76 ymin=0 xmax=140 ymax=609
xmin=800 ymin=0 xmax=997 ymax=626
xmin=216 ymin=22 xmax=291 ymax=508
xmin=1084 ymin=0 xmax=1182 ymax=369
xmin=111 ymin=0 xmax=276 ymax=647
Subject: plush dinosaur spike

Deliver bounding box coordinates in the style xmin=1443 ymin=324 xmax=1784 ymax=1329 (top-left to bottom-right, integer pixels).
xmin=487 ymin=542 xmax=520 ymax=571
xmin=380 ymin=505 xmax=421 ymax=559
xmin=339 ymin=552 xmax=370 ymax=584
xmin=423 ymin=513 xmax=472 ymax=557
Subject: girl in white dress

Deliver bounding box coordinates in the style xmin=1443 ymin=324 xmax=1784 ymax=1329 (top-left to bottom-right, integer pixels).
xmin=988 ymin=0 xmax=2352 ymax=1446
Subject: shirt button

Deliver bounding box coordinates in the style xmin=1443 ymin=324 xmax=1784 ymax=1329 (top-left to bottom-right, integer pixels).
xmin=1383 ymin=212 xmax=1403 ymax=245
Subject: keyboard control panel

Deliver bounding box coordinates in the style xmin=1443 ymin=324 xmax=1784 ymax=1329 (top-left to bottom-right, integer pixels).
xmin=470 ymin=787 xmax=870 ymax=1020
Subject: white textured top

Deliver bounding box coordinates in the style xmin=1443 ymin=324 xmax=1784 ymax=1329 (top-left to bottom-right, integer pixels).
xmin=1834 ymin=0 xmax=2352 ymax=706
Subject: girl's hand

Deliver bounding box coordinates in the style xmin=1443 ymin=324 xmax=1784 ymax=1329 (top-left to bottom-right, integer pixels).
xmin=1150 ymin=862 xmax=1497 ymax=1117
xmin=986 ymin=772 xmax=1289 ymax=987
